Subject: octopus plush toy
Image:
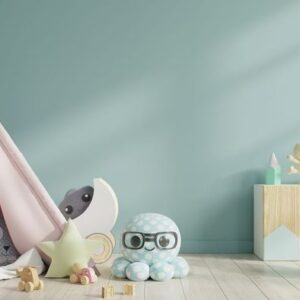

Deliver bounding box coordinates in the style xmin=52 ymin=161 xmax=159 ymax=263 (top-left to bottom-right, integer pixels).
xmin=112 ymin=213 xmax=189 ymax=281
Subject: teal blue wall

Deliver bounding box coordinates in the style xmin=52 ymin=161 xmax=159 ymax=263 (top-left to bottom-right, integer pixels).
xmin=1 ymin=0 xmax=300 ymax=253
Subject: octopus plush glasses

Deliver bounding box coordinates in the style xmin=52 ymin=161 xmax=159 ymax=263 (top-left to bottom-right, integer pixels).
xmin=122 ymin=231 xmax=178 ymax=250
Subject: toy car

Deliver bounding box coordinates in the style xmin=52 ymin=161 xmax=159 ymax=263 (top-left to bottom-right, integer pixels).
xmin=69 ymin=265 xmax=98 ymax=285
xmin=17 ymin=266 xmax=44 ymax=292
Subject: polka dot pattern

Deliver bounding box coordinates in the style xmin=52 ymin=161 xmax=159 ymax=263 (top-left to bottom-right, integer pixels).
xmin=121 ymin=213 xmax=181 ymax=265
xmin=172 ymin=256 xmax=190 ymax=278
xmin=126 ymin=262 xmax=150 ymax=281
xmin=111 ymin=257 xmax=130 ymax=278
xmin=150 ymin=262 xmax=174 ymax=281
xmin=112 ymin=213 xmax=189 ymax=281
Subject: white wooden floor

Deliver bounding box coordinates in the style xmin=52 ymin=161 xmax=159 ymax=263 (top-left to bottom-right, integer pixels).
xmin=2 ymin=254 xmax=300 ymax=299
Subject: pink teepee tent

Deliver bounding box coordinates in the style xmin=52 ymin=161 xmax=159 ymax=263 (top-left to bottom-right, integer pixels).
xmin=0 ymin=123 xmax=65 ymax=254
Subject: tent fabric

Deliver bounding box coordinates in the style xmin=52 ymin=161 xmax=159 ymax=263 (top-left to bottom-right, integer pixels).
xmin=0 ymin=123 xmax=65 ymax=254
xmin=0 ymin=248 xmax=45 ymax=280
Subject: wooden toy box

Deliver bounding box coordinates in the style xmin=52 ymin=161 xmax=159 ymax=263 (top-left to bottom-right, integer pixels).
xmin=254 ymin=185 xmax=300 ymax=260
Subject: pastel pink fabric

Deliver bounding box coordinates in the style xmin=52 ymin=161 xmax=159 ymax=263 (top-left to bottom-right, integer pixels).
xmin=0 ymin=123 xmax=65 ymax=254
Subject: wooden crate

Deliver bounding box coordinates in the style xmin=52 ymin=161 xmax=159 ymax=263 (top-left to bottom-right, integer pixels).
xmin=254 ymin=185 xmax=300 ymax=260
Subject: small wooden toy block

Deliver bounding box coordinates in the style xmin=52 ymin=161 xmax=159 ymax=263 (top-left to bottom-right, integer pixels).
xmin=17 ymin=266 xmax=44 ymax=292
xmin=123 ymin=284 xmax=136 ymax=296
xmin=101 ymin=285 xmax=114 ymax=298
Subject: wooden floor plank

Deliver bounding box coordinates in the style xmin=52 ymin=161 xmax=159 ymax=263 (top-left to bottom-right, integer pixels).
xmin=107 ymin=277 xmax=144 ymax=300
xmin=145 ymin=278 xmax=185 ymax=300
xmin=3 ymin=255 xmax=300 ymax=299
xmin=63 ymin=259 xmax=112 ymax=299
xmin=181 ymin=255 xmax=227 ymax=300
xmin=234 ymin=257 xmax=300 ymax=299
xmin=203 ymin=255 xmax=267 ymax=300
xmin=266 ymin=261 xmax=300 ymax=291
xmin=1 ymin=277 xmax=70 ymax=300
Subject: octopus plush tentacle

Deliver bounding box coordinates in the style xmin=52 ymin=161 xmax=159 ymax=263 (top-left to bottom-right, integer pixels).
xmin=126 ymin=262 xmax=150 ymax=281
xmin=111 ymin=257 xmax=130 ymax=279
xmin=172 ymin=256 xmax=190 ymax=278
xmin=150 ymin=262 xmax=174 ymax=281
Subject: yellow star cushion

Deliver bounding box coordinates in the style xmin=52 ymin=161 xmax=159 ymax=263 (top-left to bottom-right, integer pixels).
xmin=38 ymin=219 xmax=101 ymax=278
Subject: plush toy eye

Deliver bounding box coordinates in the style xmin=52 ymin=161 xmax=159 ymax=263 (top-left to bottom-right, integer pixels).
xmin=130 ymin=235 xmax=142 ymax=248
xmin=123 ymin=232 xmax=144 ymax=249
xmin=158 ymin=235 xmax=170 ymax=248
xmin=82 ymin=193 xmax=92 ymax=202
xmin=64 ymin=205 xmax=73 ymax=214
xmin=156 ymin=232 xmax=177 ymax=249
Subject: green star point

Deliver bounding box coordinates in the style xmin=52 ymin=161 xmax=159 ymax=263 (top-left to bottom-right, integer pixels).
xmin=38 ymin=219 xmax=101 ymax=278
